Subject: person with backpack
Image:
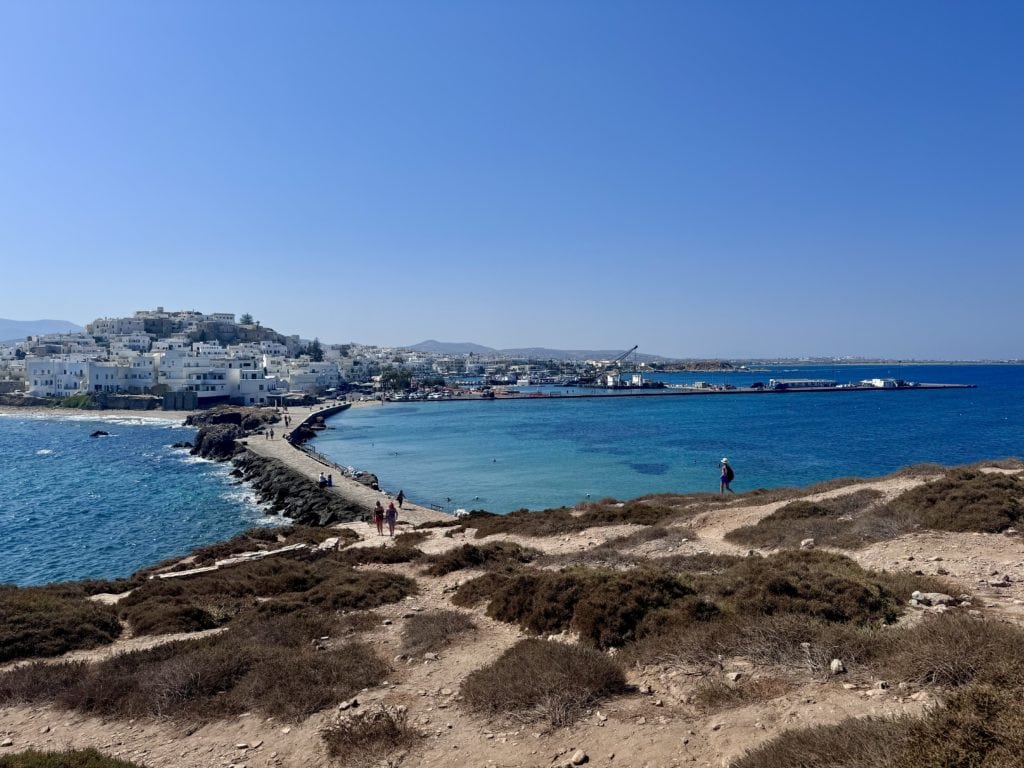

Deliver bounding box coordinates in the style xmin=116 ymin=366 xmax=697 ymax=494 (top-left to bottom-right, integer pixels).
xmin=720 ymin=458 xmax=736 ymax=494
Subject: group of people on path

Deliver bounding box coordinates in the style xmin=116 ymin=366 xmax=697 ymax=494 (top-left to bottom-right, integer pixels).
xmin=318 ymin=472 xmax=333 ymax=488
xmin=373 ymin=499 xmax=399 ymax=536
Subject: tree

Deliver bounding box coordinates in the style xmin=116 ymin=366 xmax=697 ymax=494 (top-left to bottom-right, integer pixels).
xmin=14 ymin=348 xmax=26 ymax=360
xmin=239 ymin=313 xmax=254 ymax=325
xmin=307 ymin=338 xmax=324 ymax=362
xmin=380 ymin=365 xmax=412 ymax=392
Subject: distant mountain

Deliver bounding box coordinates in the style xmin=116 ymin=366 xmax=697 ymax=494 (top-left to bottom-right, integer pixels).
xmin=500 ymin=347 xmax=669 ymax=363
xmin=405 ymin=340 xmax=669 ymax=362
xmin=405 ymin=340 xmax=498 ymax=355
xmin=0 ymin=318 xmax=83 ymax=344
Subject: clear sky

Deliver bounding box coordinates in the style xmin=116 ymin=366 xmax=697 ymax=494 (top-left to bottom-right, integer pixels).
xmin=1 ymin=1 xmax=1021 ymax=359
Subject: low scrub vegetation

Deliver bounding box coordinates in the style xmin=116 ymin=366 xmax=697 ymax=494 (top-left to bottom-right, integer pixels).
xmin=0 ymin=749 xmax=147 ymax=768
xmin=725 ymin=490 xmax=900 ymax=549
xmin=337 ymin=544 xmax=424 ymax=566
xmin=891 ymin=468 xmax=1023 ymax=533
xmin=0 ymin=610 xmax=389 ymax=722
xmin=421 ymin=542 xmax=538 ymax=576
xmin=460 ymin=639 xmax=629 ymax=726
xmin=321 ymin=705 xmax=420 ymax=765
xmin=0 ymin=585 xmax=122 ymax=662
xmin=691 ymin=675 xmax=792 ymax=713
xmin=400 ymin=610 xmax=477 ymax=657
xmin=119 ymin=552 xmax=416 ymax=635
xmin=720 ymin=613 xmax=1024 ymax=767
xmin=463 ymin=551 xmax=936 ymax=654
xmin=457 ymin=499 xmax=682 ymax=539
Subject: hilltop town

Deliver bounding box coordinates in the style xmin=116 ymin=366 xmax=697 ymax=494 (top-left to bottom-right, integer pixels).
xmin=0 ymin=308 xmax=740 ymax=410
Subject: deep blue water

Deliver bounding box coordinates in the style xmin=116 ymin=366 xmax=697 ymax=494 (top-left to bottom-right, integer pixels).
xmin=315 ymin=365 xmax=1023 ymax=514
xmin=0 ymin=413 xmax=276 ymax=586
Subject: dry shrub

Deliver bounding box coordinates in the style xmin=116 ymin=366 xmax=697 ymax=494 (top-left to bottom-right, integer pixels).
xmin=119 ymin=553 xmax=417 ymax=635
xmin=891 ymin=469 xmax=1024 ymax=532
xmin=880 ymin=613 xmax=1024 ymax=689
xmin=460 ymin=499 xmax=682 ymax=539
xmin=421 ymin=542 xmax=538 ymax=576
xmin=338 ymin=611 xmax=385 ymax=634
xmin=450 ymin=573 xmax=513 ymax=608
xmin=702 ymin=550 xmax=907 ymax=625
xmin=321 ymin=705 xmax=419 ymax=765
xmin=0 ymin=748 xmax=148 ymax=768
xmin=724 ymin=490 xmax=895 ymax=550
xmin=337 ymin=544 xmax=423 ymax=566
xmin=534 ymin=548 xmax=639 ymax=570
xmin=481 ymin=568 xmax=697 ymax=648
xmin=691 ymin=675 xmax=792 ymax=713
xmin=732 ymin=716 xmax=911 ymax=768
xmin=0 ymin=585 xmax=122 ymax=662
xmin=653 ymin=552 xmax=744 ymax=574
xmin=393 ymin=531 xmax=430 ymax=547
xmin=733 ymin=684 xmax=1024 ymax=768
xmin=0 ymin=610 xmax=390 ymax=722
xmin=602 ymin=524 xmax=697 ymax=549
xmin=413 ymin=519 xmax=461 ymax=530
xmin=400 ymin=610 xmax=476 ymax=657
xmin=460 ymin=639 xmax=628 ymax=726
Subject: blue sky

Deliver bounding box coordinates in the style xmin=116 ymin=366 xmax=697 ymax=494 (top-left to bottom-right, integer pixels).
xmin=1 ymin=1 xmax=1021 ymax=359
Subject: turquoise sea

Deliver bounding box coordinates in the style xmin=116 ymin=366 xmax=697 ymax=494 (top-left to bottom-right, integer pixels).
xmin=314 ymin=364 xmax=1024 ymax=514
xmin=0 ymin=413 xmax=276 ymax=586
xmin=2 ymin=364 xmax=1021 ymax=586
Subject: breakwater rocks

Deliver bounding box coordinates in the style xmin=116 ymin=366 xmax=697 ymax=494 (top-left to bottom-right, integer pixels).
xmin=188 ymin=406 xmax=281 ymax=461
xmin=191 ymin=423 xmax=246 ymax=461
xmin=231 ymin=451 xmax=366 ymax=526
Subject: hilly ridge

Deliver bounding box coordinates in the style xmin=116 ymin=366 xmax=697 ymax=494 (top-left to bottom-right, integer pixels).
xmin=0 ymin=318 xmax=83 ymax=344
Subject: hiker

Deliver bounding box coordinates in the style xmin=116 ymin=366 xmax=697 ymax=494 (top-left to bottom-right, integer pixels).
xmin=373 ymin=500 xmax=385 ymax=535
xmin=318 ymin=472 xmax=327 ymax=489
xmin=326 ymin=474 xmax=333 ymax=487
xmin=269 ymin=428 xmax=274 ymax=440
xmin=396 ymin=489 xmax=405 ymax=509
xmin=720 ymin=458 xmax=735 ymax=494
xmin=385 ymin=500 xmax=398 ymax=537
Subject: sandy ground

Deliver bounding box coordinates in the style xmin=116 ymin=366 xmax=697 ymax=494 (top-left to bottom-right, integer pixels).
xmin=2 ymin=437 xmax=1022 ymax=767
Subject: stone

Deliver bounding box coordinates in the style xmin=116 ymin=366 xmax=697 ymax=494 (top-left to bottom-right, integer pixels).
xmin=725 ymin=672 xmax=742 ymax=682
xmin=1 ymin=739 xmax=12 ymax=747
xmin=800 ymin=538 xmax=815 ymax=549
xmin=236 ymin=743 xmax=249 ymax=749
xmin=280 ymin=727 xmax=291 ymax=734
xmin=910 ymin=591 xmax=956 ymax=607
xmin=424 ymin=652 xmax=439 ymax=660
xmin=571 ymin=749 xmax=589 ymax=765
xmin=829 ymin=659 xmax=846 ymax=675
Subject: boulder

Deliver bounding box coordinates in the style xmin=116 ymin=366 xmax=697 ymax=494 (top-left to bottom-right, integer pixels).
xmin=800 ymin=538 xmax=815 ymax=549
xmin=910 ymin=591 xmax=957 ymax=607
xmin=89 ymin=430 xmax=109 ymax=438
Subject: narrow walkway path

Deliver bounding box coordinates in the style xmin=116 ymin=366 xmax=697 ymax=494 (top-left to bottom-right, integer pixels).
xmin=243 ymin=404 xmax=448 ymax=526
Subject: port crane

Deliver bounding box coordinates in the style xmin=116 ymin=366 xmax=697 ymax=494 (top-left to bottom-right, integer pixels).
xmin=584 ymin=345 xmax=638 ymax=387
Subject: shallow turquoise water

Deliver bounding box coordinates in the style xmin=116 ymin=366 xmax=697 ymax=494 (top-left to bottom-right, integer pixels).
xmin=0 ymin=413 xmax=276 ymax=586
xmin=314 ymin=365 xmax=1023 ymax=513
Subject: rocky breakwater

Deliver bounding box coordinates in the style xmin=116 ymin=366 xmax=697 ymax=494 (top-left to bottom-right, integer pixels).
xmin=230 ymin=451 xmax=366 ymax=526
xmin=186 ymin=405 xmax=369 ymax=526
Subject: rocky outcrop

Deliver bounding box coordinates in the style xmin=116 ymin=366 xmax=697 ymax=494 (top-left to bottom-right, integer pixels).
xmin=231 ymin=451 xmax=366 ymax=526
xmin=355 ymin=472 xmax=380 ymax=491
xmin=191 ymin=423 xmax=245 ymax=461
xmin=185 ymin=405 xmax=279 ymax=430
xmin=287 ymin=423 xmax=318 ymax=445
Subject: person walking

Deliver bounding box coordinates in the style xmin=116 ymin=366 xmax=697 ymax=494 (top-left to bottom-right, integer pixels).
xmin=373 ymin=500 xmax=385 ymax=536
xmin=385 ymin=500 xmax=398 ymax=537
xmin=396 ymin=489 xmax=405 ymax=509
xmin=720 ymin=458 xmax=735 ymax=494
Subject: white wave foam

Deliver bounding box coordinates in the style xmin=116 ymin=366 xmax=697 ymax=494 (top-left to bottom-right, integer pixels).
xmin=35 ymin=449 xmax=53 ymax=455
xmin=0 ymin=411 xmax=190 ymax=428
